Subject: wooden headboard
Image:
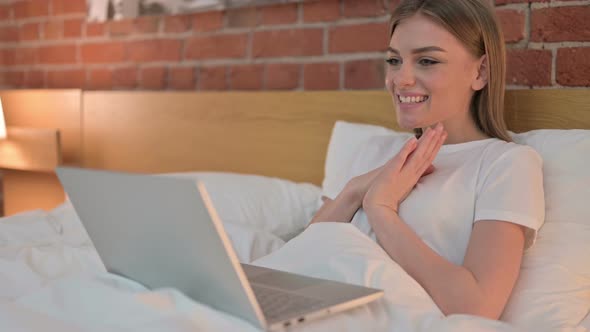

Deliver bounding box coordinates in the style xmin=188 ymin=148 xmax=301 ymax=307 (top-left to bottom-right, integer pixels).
xmin=82 ymin=89 xmax=590 ymax=185
xmin=2 ymin=88 xmax=589 ymax=215
xmin=82 ymin=91 xmax=398 ymax=184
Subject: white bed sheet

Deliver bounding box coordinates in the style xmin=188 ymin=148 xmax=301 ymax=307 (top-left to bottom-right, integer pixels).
xmin=0 ymin=208 xmax=583 ymax=332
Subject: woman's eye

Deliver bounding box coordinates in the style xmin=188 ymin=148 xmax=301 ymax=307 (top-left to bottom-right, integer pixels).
xmin=419 ymin=58 xmax=438 ymax=66
xmin=386 ymin=58 xmax=401 ymax=66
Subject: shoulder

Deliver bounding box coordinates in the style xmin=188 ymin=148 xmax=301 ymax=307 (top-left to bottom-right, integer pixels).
xmin=475 ymin=140 xmax=544 ymax=192
xmin=482 ymin=140 xmax=543 ymax=168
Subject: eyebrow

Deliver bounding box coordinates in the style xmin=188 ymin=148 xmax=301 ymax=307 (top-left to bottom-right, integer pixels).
xmin=387 ymin=46 xmax=447 ymax=54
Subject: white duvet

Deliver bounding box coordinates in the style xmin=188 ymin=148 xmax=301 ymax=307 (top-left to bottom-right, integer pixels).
xmin=0 ymin=208 xmax=528 ymax=332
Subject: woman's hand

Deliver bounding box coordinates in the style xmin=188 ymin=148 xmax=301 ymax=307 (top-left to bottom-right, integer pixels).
xmin=363 ymin=123 xmax=447 ymax=213
xmin=344 ymin=164 xmax=386 ymax=205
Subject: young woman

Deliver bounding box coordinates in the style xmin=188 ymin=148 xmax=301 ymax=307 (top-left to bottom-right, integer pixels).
xmin=309 ymin=0 xmax=545 ymax=320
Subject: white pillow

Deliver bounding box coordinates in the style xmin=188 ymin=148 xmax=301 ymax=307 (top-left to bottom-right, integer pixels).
xmin=49 ymin=172 xmax=319 ymax=263
xmin=323 ymin=121 xmax=590 ymax=331
xmin=222 ymin=222 xmax=285 ymax=263
xmin=502 ymin=130 xmax=590 ymax=331
xmin=161 ymin=172 xmax=321 ymax=241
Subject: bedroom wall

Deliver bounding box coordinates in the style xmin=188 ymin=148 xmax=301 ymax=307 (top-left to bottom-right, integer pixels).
xmin=0 ymin=0 xmax=588 ymax=91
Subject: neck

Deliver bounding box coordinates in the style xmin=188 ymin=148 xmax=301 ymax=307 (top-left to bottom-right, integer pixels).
xmin=422 ymin=112 xmax=490 ymax=145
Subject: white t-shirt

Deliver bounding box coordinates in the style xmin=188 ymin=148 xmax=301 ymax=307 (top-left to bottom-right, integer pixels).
xmin=325 ymin=135 xmax=545 ymax=266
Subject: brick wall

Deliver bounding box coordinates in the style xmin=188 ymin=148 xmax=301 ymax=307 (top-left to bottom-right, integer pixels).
xmin=0 ymin=0 xmax=588 ymax=91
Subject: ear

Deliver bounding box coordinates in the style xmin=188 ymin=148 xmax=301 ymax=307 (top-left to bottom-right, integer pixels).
xmin=471 ymin=55 xmax=488 ymax=91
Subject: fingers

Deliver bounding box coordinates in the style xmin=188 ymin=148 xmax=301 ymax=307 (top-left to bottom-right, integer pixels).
xmin=392 ymin=136 xmax=418 ymax=169
xmin=417 ymin=125 xmax=447 ymax=175
xmin=421 ymin=164 xmax=435 ymax=177
xmin=406 ymin=123 xmax=446 ymax=175
xmin=424 ymin=123 xmax=445 ymax=157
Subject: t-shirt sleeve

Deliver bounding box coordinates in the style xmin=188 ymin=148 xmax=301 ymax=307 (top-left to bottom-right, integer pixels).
xmin=474 ymin=145 xmax=545 ymax=250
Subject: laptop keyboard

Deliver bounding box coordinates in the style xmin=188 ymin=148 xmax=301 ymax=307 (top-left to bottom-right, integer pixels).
xmin=251 ymin=285 xmax=326 ymax=321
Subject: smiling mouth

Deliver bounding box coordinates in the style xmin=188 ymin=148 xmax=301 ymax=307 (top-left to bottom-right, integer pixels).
xmin=397 ymin=95 xmax=430 ymax=104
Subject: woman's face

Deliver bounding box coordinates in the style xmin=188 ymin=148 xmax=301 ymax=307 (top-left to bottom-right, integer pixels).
xmin=386 ymin=13 xmax=485 ymax=130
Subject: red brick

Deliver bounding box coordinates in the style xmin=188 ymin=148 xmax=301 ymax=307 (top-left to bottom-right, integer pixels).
xmin=81 ymin=42 xmax=126 ymax=64
xmin=47 ymin=69 xmax=85 ymax=88
xmin=164 ymin=15 xmax=192 ymax=33
xmin=4 ymin=71 xmax=24 ymax=87
xmin=259 ymin=4 xmax=298 ymax=26
xmin=344 ymin=59 xmax=385 ymax=89
xmin=0 ymin=26 xmax=19 ymax=43
xmin=13 ymin=0 xmax=49 ymax=19
xmin=0 ymin=50 xmax=9 ymax=66
xmin=342 ymin=0 xmax=387 ymax=18
xmin=87 ymin=69 xmax=112 ymax=90
xmin=185 ymin=34 xmax=247 ymax=60
xmin=52 ymin=0 xmax=86 ymax=15
xmin=506 ymin=49 xmax=551 ymax=86
xmin=64 ymin=19 xmax=83 ymax=38
xmin=1 ymin=51 xmax=11 ymax=67
xmin=330 ymin=22 xmax=389 ymax=54
xmin=227 ymin=7 xmax=259 ymax=28
xmin=43 ymin=21 xmax=62 ymax=40
xmin=193 ymin=11 xmax=223 ymax=32
xmin=0 ymin=5 xmax=11 ymax=20
xmin=7 ymin=47 xmax=37 ymax=66
xmin=266 ymin=63 xmax=300 ymax=90
xmin=253 ymin=29 xmax=323 ymax=58
xmin=20 ymin=23 xmax=39 ymax=41
xmin=109 ymin=20 xmax=134 ymax=36
xmin=303 ymin=0 xmax=339 ymax=23
xmin=108 ymin=17 xmax=158 ymax=36
xmin=128 ymin=39 xmax=182 ymax=62
xmin=531 ymin=6 xmax=590 ymax=42
xmin=39 ymin=44 xmax=77 ymax=64
xmin=169 ymin=67 xmax=196 ymax=90
xmin=135 ymin=16 xmax=159 ymax=34
xmin=198 ymin=66 xmax=227 ymax=90
xmin=86 ymin=23 xmax=106 ymax=37
xmin=304 ymin=62 xmax=340 ymax=90
xmin=556 ymin=47 xmax=590 ymax=87
xmin=496 ymin=9 xmax=525 ymax=43
xmin=140 ymin=67 xmax=166 ymax=90
xmin=113 ymin=67 xmax=137 ymax=88
xmin=25 ymin=70 xmax=44 ymax=88
xmin=230 ymin=64 xmax=264 ymax=90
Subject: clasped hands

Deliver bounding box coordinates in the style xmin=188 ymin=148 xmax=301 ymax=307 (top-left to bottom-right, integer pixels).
xmin=346 ymin=122 xmax=447 ymax=215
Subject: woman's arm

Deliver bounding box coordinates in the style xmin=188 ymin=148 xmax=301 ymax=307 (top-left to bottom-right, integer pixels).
xmin=365 ymin=206 xmax=525 ymax=319
xmin=309 ymin=157 xmax=394 ymax=225
xmin=308 ymin=186 xmax=361 ymax=225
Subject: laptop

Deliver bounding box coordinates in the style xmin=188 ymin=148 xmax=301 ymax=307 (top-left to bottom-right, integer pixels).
xmin=56 ymin=167 xmax=384 ymax=331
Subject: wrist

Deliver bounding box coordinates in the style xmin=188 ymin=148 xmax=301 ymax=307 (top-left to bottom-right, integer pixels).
xmin=341 ymin=182 xmax=364 ymax=206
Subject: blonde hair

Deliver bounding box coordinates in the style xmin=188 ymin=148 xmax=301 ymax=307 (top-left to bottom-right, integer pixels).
xmin=390 ymin=0 xmax=512 ymax=142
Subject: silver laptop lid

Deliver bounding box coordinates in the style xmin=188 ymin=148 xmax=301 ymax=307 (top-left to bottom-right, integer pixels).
xmin=56 ymin=167 xmax=266 ymax=329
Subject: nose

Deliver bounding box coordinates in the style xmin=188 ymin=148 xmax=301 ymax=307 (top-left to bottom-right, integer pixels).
xmin=390 ymin=63 xmax=415 ymax=88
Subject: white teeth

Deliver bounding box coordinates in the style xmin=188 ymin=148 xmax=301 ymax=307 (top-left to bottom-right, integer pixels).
xmin=399 ymin=95 xmax=428 ymax=104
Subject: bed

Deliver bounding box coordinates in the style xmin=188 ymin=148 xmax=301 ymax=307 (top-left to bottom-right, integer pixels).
xmin=0 ymin=89 xmax=588 ymax=332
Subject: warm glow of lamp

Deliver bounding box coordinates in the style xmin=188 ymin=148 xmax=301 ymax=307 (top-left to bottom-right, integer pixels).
xmin=0 ymin=98 xmax=6 ymax=140
xmin=0 ymin=96 xmax=61 ymax=172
